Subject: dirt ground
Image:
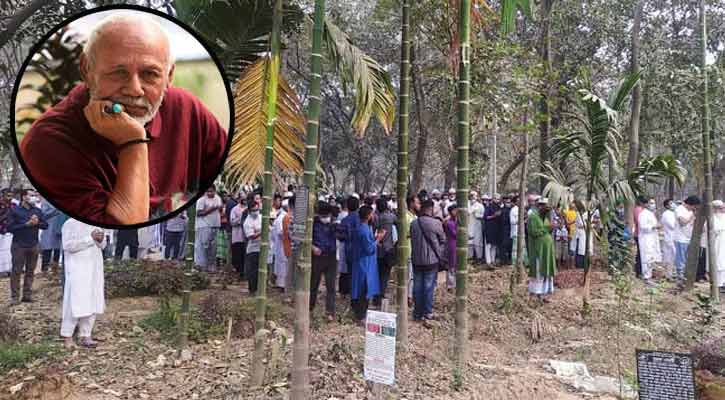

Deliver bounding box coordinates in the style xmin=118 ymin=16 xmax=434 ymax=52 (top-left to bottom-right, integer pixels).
xmin=0 ymin=262 xmax=722 ymax=400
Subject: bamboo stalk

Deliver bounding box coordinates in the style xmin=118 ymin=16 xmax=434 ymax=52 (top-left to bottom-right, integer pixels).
xmin=251 ymin=0 xmax=284 ymax=387
xmin=291 ymin=1 xmax=326 ymax=398
xmin=395 ymin=0 xmax=411 ymax=353
xmin=454 ymin=0 xmax=471 ymax=372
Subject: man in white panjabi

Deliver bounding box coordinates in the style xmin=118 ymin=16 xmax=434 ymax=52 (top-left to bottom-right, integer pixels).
xmin=711 ymin=200 xmax=725 ymax=291
xmin=638 ymin=198 xmax=662 ymax=284
xmin=468 ymin=191 xmax=485 ymax=262
xmin=61 ymin=219 xmax=106 ymax=348
xmin=660 ymin=199 xmax=677 ymax=269
xmin=272 ymin=199 xmax=289 ymax=288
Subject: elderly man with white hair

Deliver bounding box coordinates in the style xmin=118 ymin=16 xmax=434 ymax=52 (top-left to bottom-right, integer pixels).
xmin=20 ymin=12 xmax=227 ymax=225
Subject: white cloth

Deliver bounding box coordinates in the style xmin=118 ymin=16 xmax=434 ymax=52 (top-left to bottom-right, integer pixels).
xmin=713 ymin=213 xmax=725 ymax=287
xmin=337 ymin=211 xmax=348 ymax=274
xmin=195 ymin=195 xmax=223 ymax=229
xmin=674 ymin=204 xmax=694 ymax=244
xmin=244 ymin=214 xmax=262 ymax=254
xmin=510 ymin=206 xmax=519 ymax=238
xmin=0 ymin=233 xmax=12 ymax=273
xmin=61 ymin=219 xmax=105 ymax=337
xmin=468 ymin=201 xmax=484 ymax=258
xmin=272 ymin=209 xmax=288 ymax=287
xmin=638 ymin=209 xmax=662 ymax=280
xmin=570 ymin=212 xmax=593 ymax=256
xmin=661 ymin=209 xmax=677 ymax=265
xmin=138 ymin=224 xmax=159 ymax=259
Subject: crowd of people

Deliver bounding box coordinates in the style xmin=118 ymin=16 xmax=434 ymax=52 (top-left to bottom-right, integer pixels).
xmin=2 ymin=184 xmax=725 ymax=346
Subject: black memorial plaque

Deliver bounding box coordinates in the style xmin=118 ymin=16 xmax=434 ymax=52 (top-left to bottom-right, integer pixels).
xmin=291 ymin=186 xmax=309 ymax=246
xmin=636 ymin=350 xmax=695 ymax=400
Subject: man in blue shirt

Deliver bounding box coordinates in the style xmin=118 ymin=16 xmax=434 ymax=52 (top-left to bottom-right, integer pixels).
xmin=311 ymin=202 xmax=337 ymax=320
xmin=8 ymin=189 xmax=48 ymax=304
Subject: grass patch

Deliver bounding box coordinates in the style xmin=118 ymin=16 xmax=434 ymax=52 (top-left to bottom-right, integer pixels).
xmin=138 ymin=291 xmax=286 ymax=344
xmin=0 ymin=341 xmax=57 ymax=374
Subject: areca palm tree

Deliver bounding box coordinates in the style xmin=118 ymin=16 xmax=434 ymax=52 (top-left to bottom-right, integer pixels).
xmin=539 ymin=71 xmax=684 ymax=314
xmin=176 ymin=0 xmax=396 ymax=189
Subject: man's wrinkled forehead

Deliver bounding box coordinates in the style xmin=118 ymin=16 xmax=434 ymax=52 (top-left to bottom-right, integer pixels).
xmin=85 ymin=14 xmax=172 ymax=68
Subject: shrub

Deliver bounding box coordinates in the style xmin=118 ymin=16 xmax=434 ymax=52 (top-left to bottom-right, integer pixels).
xmin=105 ymin=259 xmax=209 ymax=298
xmin=0 ymin=312 xmax=21 ymax=343
xmin=0 ymin=342 xmax=56 ymax=374
xmin=693 ymin=336 xmax=725 ymax=376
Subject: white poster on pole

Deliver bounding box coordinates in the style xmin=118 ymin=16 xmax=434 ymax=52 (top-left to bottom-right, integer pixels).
xmin=364 ymin=310 xmax=397 ymax=385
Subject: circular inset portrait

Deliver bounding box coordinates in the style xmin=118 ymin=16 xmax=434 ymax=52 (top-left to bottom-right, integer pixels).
xmin=12 ymin=6 xmax=233 ymax=228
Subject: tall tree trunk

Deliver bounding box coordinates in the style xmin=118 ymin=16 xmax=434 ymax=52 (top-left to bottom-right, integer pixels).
xmin=251 ymin=0 xmax=283 ymax=386
xmin=0 ymin=0 xmax=45 ymax=48
xmin=515 ymin=111 xmax=529 ymax=284
xmin=498 ymin=144 xmax=539 ymax=192
xmin=490 ymin=126 xmax=497 ymax=195
xmin=624 ymin=0 xmax=645 ymax=231
xmin=537 ymin=0 xmax=555 ymax=192
xmin=454 ymin=0 xmax=471 ymax=372
xmin=395 ymin=0 xmax=412 ymax=353
xmin=411 ymin=44 xmax=430 ymax=194
xmin=291 ymin=0 xmax=325 ymax=397
xmin=698 ymin=0 xmax=718 ymax=302
xmin=177 ymin=207 xmax=196 ymax=357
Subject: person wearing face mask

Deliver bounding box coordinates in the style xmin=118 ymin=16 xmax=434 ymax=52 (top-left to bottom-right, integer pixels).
xmin=7 ymin=189 xmax=48 ymax=304
xmin=351 ymin=206 xmax=385 ymax=323
xmin=660 ymin=199 xmax=677 ymax=270
xmin=468 ymin=191 xmax=484 ymax=264
xmin=310 ymin=202 xmax=338 ymax=321
xmin=527 ymin=198 xmax=557 ymax=302
xmin=243 ymin=197 xmax=263 ymax=295
xmin=638 ymin=198 xmax=662 ymax=284
xmin=674 ymin=196 xmax=701 ymax=283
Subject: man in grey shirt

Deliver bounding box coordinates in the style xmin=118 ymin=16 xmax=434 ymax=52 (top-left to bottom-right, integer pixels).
xmin=164 ymin=211 xmax=187 ymax=260
xmin=410 ymin=199 xmax=445 ymax=321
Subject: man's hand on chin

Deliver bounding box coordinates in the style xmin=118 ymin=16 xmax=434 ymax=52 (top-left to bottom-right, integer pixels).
xmin=83 ymin=99 xmax=146 ymax=146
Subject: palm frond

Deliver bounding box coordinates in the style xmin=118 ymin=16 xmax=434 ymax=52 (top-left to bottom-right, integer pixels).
xmin=607 ymin=70 xmax=642 ymax=112
xmin=627 ymin=154 xmax=686 ymax=196
xmin=322 ymin=17 xmax=396 ymax=136
xmin=537 ymin=163 xmax=574 ymax=209
xmin=175 ymin=0 xmax=304 ymax=83
xmin=605 ymin=179 xmax=636 ymax=210
xmin=225 ymin=57 xmax=305 ymax=189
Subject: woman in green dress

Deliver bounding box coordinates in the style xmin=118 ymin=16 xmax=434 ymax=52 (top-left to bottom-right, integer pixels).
xmin=527 ymin=198 xmax=557 ymax=302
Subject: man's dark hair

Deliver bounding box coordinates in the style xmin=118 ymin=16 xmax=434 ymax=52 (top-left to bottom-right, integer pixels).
xmin=685 ymin=195 xmax=701 ymax=206
xmin=363 ymin=197 xmax=374 ymax=207
xmin=317 ymin=201 xmax=331 ymax=215
xmin=664 ymin=198 xmax=673 ymax=208
xmin=20 ymin=189 xmax=34 ymax=198
xmin=359 ymin=205 xmax=374 ymax=221
xmin=287 ymin=184 xmax=295 ymax=192
xmin=421 ymin=199 xmax=434 ymax=213
xmin=347 ymin=196 xmax=360 ymax=212
xmin=375 ymin=198 xmax=388 ymax=212
xmin=207 ymin=185 xmax=217 ymax=192
xmin=418 ymin=190 xmax=429 ymax=202
xmin=274 ymin=193 xmax=282 ymax=200
xmin=636 ymin=195 xmax=648 ymax=205
xmin=447 ymin=204 xmax=458 ymax=213
xmin=406 ymin=193 xmax=418 ymax=209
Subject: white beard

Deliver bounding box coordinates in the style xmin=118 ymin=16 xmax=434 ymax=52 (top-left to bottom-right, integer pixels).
xmin=87 ymin=83 xmax=165 ymax=126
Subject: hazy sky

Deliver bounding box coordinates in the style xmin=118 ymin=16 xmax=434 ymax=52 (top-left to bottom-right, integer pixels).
xmin=67 ymin=10 xmax=210 ymax=61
